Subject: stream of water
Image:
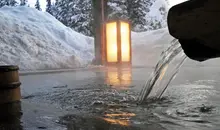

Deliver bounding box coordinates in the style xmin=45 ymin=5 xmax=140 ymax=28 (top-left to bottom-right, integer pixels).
xmin=138 ymin=39 xmax=187 ymax=103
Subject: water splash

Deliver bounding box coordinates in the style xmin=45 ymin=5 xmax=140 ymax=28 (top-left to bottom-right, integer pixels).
xmin=138 ymin=39 xmax=187 ymax=104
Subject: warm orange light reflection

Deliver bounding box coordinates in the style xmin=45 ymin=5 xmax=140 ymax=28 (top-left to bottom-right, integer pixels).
xmin=120 ymin=22 xmax=130 ymax=62
xmin=105 ymin=67 xmax=131 ymax=89
xmin=106 ymin=22 xmax=117 ymax=62
xmin=103 ymin=112 xmax=135 ymax=126
xmin=103 ymin=118 xmax=130 ymax=126
xmin=105 ymin=113 xmax=136 ymax=117
xmin=159 ymin=64 xmax=168 ymax=80
xmin=107 ymin=71 xmax=120 ymax=86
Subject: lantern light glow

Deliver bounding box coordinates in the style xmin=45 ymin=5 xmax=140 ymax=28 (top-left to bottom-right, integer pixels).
xmin=104 ymin=20 xmax=131 ymax=65
xmin=106 ymin=22 xmax=117 ymax=62
xmin=120 ymin=22 xmax=130 ymax=62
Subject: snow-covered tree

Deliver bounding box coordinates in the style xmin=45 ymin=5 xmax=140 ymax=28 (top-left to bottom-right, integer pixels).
xmin=20 ymin=0 xmax=28 ymax=6
xmin=35 ymin=0 xmax=41 ymax=11
xmin=46 ymin=0 xmax=52 ymax=14
xmin=0 ymin=0 xmax=17 ymax=8
xmin=107 ymin=0 xmax=128 ymax=20
xmin=72 ymin=0 xmax=93 ymax=36
xmin=53 ymin=0 xmax=93 ymax=36
xmin=46 ymin=0 xmax=58 ymax=16
xmin=107 ymin=0 xmax=166 ymax=31
xmin=52 ymin=0 xmax=168 ymax=35
xmin=7 ymin=0 xmax=17 ymax=6
xmin=126 ymin=0 xmax=147 ymax=31
xmin=53 ymin=0 xmax=71 ymax=26
xmin=145 ymin=0 xmax=168 ymax=30
xmin=0 ymin=0 xmax=8 ymax=7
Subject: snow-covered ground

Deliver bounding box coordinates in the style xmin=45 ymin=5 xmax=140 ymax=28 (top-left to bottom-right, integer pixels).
xmin=0 ymin=6 xmax=94 ymax=70
xmin=0 ymin=6 xmax=174 ymax=70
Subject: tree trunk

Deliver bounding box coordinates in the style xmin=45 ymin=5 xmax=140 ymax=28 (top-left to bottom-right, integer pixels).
xmin=92 ymin=0 xmax=107 ymax=65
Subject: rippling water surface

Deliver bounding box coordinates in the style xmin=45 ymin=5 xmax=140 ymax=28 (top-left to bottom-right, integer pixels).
xmin=17 ymin=65 xmax=220 ymax=130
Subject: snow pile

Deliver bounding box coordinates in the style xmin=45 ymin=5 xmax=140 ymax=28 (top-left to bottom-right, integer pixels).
xmin=0 ymin=6 xmax=94 ymax=70
xmin=132 ymin=28 xmax=220 ymax=67
xmin=132 ymin=28 xmax=174 ymax=66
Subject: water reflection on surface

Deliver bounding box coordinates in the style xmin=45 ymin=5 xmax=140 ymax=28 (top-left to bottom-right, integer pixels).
xmin=103 ymin=113 xmax=136 ymax=126
xmin=105 ymin=67 xmax=132 ymax=89
xmin=60 ymin=114 xmax=141 ymax=130
xmin=17 ymin=65 xmax=220 ymax=130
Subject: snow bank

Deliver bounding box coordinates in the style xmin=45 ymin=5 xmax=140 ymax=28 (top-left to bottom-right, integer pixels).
xmin=0 ymin=6 xmax=94 ymax=70
xmin=132 ymin=28 xmax=174 ymax=67
xmin=132 ymin=27 xmax=220 ymax=67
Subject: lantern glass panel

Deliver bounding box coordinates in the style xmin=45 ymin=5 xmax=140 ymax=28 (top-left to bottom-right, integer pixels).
xmin=120 ymin=22 xmax=130 ymax=62
xmin=106 ymin=22 xmax=118 ymax=62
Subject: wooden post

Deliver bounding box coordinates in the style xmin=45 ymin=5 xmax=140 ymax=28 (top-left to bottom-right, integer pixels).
xmin=92 ymin=0 xmax=107 ymax=65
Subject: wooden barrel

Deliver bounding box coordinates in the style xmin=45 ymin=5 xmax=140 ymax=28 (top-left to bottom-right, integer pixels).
xmin=0 ymin=101 xmax=22 ymax=129
xmin=0 ymin=65 xmax=21 ymax=104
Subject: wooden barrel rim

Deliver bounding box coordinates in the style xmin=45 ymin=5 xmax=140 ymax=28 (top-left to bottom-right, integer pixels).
xmin=0 ymin=65 xmax=19 ymax=72
xmin=0 ymin=82 xmax=21 ymax=90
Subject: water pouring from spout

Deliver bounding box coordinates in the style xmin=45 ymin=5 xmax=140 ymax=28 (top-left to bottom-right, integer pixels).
xmin=138 ymin=39 xmax=187 ymax=104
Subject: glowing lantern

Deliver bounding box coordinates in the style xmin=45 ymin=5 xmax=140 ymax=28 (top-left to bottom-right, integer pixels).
xmin=103 ymin=20 xmax=132 ymax=65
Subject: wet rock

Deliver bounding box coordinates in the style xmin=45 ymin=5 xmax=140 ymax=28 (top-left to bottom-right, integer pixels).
xmin=74 ymin=106 xmax=79 ymax=109
xmin=176 ymin=110 xmax=185 ymax=115
xmin=37 ymin=126 xmax=47 ymax=129
xmin=22 ymin=95 xmax=35 ymax=99
xmin=53 ymin=85 xmax=68 ymax=88
xmin=199 ymin=104 xmax=213 ymax=113
xmin=92 ymin=101 xmax=104 ymax=106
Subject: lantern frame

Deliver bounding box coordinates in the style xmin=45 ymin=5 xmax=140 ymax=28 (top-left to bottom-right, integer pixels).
xmin=102 ymin=19 xmax=132 ymax=66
